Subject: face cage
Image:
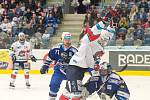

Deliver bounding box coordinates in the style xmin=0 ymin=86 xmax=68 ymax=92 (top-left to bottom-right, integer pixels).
xmin=99 ymin=64 xmax=112 ymax=76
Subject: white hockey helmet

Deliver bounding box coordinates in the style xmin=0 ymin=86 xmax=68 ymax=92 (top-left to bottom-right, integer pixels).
xmin=61 ymin=32 xmax=72 ymax=47
xmin=61 ymin=32 xmax=71 ymax=41
xmin=99 ymin=62 xmax=112 ymax=76
xmin=91 ymin=21 xmax=105 ymax=35
xmin=18 ymin=32 xmax=25 ymax=37
xmin=18 ymin=32 xmax=25 ymax=43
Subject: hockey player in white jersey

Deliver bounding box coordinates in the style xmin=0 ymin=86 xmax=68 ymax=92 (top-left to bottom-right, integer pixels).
xmin=59 ymin=22 xmax=115 ymax=100
xmin=9 ymin=32 xmax=37 ymax=88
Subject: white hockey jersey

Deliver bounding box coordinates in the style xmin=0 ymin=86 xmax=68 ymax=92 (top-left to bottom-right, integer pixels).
xmin=69 ymin=40 xmax=104 ymax=68
xmin=10 ymin=41 xmax=33 ymax=61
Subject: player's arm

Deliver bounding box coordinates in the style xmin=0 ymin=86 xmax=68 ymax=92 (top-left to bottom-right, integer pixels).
xmin=114 ymin=78 xmax=130 ymax=100
xmin=81 ymin=76 xmax=100 ymax=99
xmin=40 ymin=49 xmax=56 ymax=74
xmin=27 ymin=42 xmax=37 ymax=62
xmin=9 ymin=43 xmax=16 ymax=62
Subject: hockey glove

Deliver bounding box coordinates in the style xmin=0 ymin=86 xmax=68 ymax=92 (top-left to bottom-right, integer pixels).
xmin=61 ymin=52 xmax=70 ymax=63
xmin=11 ymin=54 xmax=16 ymax=62
xmin=40 ymin=65 xmax=49 ymax=74
xmin=56 ymin=59 xmax=63 ymax=66
xmin=31 ymin=56 xmax=37 ymax=62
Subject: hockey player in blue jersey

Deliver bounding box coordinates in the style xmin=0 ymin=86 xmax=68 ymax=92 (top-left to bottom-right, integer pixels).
xmin=81 ymin=62 xmax=130 ymax=100
xmin=40 ymin=32 xmax=78 ymax=100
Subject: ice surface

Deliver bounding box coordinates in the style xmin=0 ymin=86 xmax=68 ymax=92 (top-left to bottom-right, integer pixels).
xmin=0 ymin=74 xmax=150 ymax=100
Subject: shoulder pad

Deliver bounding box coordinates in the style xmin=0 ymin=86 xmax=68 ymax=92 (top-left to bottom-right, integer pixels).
xmin=70 ymin=46 xmax=78 ymax=52
xmin=51 ymin=43 xmax=63 ymax=49
xmin=109 ymin=73 xmax=121 ymax=80
xmin=25 ymin=41 xmax=30 ymax=45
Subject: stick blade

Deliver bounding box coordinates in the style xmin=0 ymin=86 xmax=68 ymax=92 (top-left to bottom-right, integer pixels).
xmin=115 ymin=64 xmax=128 ymax=72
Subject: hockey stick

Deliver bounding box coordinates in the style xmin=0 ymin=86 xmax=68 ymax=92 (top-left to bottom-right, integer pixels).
xmin=114 ymin=64 xmax=128 ymax=72
xmin=11 ymin=58 xmax=45 ymax=61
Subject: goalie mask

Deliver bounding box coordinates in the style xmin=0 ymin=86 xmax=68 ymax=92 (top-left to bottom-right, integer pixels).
xmin=99 ymin=62 xmax=112 ymax=76
xmin=18 ymin=32 xmax=26 ymax=43
xmin=61 ymin=32 xmax=71 ymax=47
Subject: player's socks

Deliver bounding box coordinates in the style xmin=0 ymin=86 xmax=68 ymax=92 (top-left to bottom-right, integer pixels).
xmin=10 ymin=74 xmax=16 ymax=88
xmin=48 ymin=96 xmax=56 ymax=100
xmin=71 ymin=98 xmax=80 ymax=100
xmin=25 ymin=75 xmax=30 ymax=87
xmin=59 ymin=94 xmax=69 ymax=100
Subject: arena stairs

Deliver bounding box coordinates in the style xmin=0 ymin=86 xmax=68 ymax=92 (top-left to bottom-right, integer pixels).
xmin=49 ymin=14 xmax=85 ymax=47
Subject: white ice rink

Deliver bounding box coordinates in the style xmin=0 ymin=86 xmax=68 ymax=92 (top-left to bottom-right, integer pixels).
xmin=0 ymin=74 xmax=150 ymax=100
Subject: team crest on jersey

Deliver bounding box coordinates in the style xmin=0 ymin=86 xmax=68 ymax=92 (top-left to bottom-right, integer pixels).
xmin=120 ymin=85 xmax=125 ymax=89
xmin=107 ymin=85 xmax=112 ymax=90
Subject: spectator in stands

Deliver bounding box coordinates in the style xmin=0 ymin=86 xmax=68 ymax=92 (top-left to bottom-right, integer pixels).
xmin=83 ymin=13 xmax=94 ymax=27
xmin=11 ymin=17 xmax=19 ymax=37
xmin=46 ymin=24 xmax=55 ymax=36
xmin=47 ymin=12 xmax=58 ymax=32
xmin=134 ymin=38 xmax=143 ymax=46
xmin=34 ymin=31 xmax=42 ymax=49
xmin=0 ymin=0 xmax=62 ymax=49
xmin=52 ymin=3 xmax=63 ymax=24
xmin=41 ymin=30 xmax=50 ymax=49
xmin=30 ymin=35 xmax=38 ymax=49
xmin=124 ymin=27 xmax=134 ymax=46
xmin=139 ymin=0 xmax=149 ymax=13
xmin=0 ymin=37 xmax=6 ymax=49
xmin=133 ymin=25 xmax=145 ymax=41
xmin=119 ymin=15 xmax=128 ymax=28
xmin=0 ymin=18 xmax=12 ymax=33
xmin=77 ymin=0 xmax=87 ymax=14
xmin=24 ymin=8 xmax=33 ymax=21
xmin=115 ymin=36 xmax=124 ymax=46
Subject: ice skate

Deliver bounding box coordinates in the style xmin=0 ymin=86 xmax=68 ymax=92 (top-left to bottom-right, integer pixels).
xmin=26 ymin=82 xmax=31 ymax=88
xmin=9 ymin=82 xmax=15 ymax=89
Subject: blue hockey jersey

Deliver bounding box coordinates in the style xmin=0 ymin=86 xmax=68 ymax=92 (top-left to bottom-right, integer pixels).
xmin=43 ymin=43 xmax=78 ymax=69
xmin=84 ymin=72 xmax=130 ymax=100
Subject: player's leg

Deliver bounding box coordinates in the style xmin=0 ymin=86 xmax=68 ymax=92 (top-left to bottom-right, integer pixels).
xmin=62 ymin=65 xmax=86 ymax=100
xmin=23 ymin=62 xmax=31 ymax=87
xmin=49 ymin=69 xmax=66 ymax=100
xmin=10 ymin=70 xmax=18 ymax=87
xmin=59 ymin=88 xmax=70 ymax=100
xmin=10 ymin=62 xmax=19 ymax=87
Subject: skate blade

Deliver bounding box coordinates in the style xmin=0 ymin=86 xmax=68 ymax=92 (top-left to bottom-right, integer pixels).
xmin=26 ymin=86 xmax=31 ymax=89
xmin=9 ymin=86 xmax=15 ymax=89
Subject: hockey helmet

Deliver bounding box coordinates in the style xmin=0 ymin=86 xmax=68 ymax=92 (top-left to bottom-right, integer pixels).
xmin=18 ymin=32 xmax=25 ymax=37
xmin=61 ymin=32 xmax=72 ymax=47
xmin=91 ymin=21 xmax=105 ymax=35
xmin=18 ymin=32 xmax=25 ymax=43
xmin=61 ymin=32 xmax=71 ymax=41
xmin=99 ymin=62 xmax=112 ymax=76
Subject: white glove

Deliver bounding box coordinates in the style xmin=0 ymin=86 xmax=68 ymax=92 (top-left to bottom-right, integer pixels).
xmin=99 ymin=93 xmax=111 ymax=100
xmin=81 ymin=87 xmax=90 ymax=100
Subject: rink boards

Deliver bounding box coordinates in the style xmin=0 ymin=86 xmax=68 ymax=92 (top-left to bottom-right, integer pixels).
xmin=0 ymin=69 xmax=150 ymax=76
xmin=1 ymin=47 xmax=150 ymax=76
